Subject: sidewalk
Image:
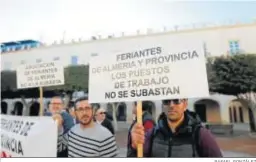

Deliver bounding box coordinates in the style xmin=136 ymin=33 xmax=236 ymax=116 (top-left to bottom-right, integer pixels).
xmin=115 ymin=129 xmax=256 ymax=157
xmin=216 ymin=136 xmax=256 ymax=156
xmin=117 ymin=147 xmax=254 ymax=157
xmin=249 ymin=132 xmax=256 ymax=138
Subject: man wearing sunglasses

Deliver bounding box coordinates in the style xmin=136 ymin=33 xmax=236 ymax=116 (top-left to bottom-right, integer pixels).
xmin=129 ymin=99 xmax=222 ymax=157
xmin=94 ymin=107 xmax=115 ymax=135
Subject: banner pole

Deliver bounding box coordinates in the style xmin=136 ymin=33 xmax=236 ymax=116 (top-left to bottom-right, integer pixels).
xmin=39 ymin=87 xmax=44 ymax=116
xmin=137 ymin=101 xmax=143 ymax=157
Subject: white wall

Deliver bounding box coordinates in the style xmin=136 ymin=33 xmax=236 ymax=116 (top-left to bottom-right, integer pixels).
xmin=1 ymin=23 xmax=256 ymax=71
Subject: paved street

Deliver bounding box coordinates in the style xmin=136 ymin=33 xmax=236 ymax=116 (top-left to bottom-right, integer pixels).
xmin=216 ymin=135 xmax=256 ymax=157
xmin=114 ymin=126 xmax=256 ymax=157
xmin=117 ymin=147 xmax=254 ymax=157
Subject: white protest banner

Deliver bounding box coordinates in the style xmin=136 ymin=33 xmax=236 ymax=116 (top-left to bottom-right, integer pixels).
xmin=16 ymin=61 xmax=64 ymax=89
xmin=0 ymin=115 xmax=58 ymax=157
xmin=89 ymin=38 xmax=209 ymax=103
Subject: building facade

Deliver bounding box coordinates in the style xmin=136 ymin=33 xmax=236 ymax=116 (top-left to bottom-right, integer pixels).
xmin=1 ymin=22 xmax=256 ymax=125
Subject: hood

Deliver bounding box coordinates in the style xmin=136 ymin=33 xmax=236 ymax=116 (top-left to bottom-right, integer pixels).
xmin=142 ymin=111 xmax=154 ymax=122
xmin=132 ymin=111 xmax=155 ymax=123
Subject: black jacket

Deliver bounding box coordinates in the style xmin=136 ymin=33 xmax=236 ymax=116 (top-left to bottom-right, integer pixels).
xmin=101 ymin=118 xmax=115 ymax=135
xmin=105 ymin=112 xmax=113 ymax=121
xmin=127 ymin=110 xmax=222 ymax=157
xmin=148 ymin=111 xmax=202 ymax=157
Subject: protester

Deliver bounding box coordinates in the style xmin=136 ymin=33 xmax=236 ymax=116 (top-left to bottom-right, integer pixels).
xmin=55 ymin=96 xmax=118 ymax=157
xmin=92 ymin=103 xmax=113 ymax=121
xmin=47 ymin=96 xmax=74 ymax=157
xmin=127 ymin=101 xmax=155 ymax=157
xmin=94 ymin=107 xmax=115 ymax=135
xmin=128 ymin=99 xmax=223 ymax=157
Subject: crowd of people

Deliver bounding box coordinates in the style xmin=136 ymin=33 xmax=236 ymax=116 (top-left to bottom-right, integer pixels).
xmin=45 ymin=95 xmax=223 ymax=158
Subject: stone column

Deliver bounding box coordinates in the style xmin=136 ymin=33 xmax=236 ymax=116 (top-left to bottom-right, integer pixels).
xmin=126 ymin=102 xmax=134 ymax=124
xmin=154 ymin=100 xmax=162 ymax=121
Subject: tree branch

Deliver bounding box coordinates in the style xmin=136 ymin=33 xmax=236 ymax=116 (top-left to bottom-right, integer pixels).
xmin=111 ymin=102 xmax=118 ymax=131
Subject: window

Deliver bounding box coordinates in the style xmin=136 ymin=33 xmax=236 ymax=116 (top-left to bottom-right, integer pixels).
xmin=229 ymin=107 xmax=233 ymax=123
xmin=233 ymin=107 xmax=237 ymax=123
xmin=229 ymin=40 xmax=240 ymax=55
xmin=53 ymin=57 xmax=60 ymax=61
xmin=239 ymin=107 xmax=244 ymax=123
xmin=71 ymin=56 xmax=78 ymax=65
xmin=36 ymin=59 xmax=42 ymax=63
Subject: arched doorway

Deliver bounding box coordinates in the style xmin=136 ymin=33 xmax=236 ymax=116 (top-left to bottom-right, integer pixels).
xmin=229 ymin=107 xmax=233 ymax=123
xmin=47 ymin=101 xmax=51 ymax=110
xmin=229 ymin=99 xmax=255 ymax=132
xmin=117 ymin=102 xmax=127 ymax=121
xmin=239 ymin=107 xmax=244 ymax=123
xmin=13 ymin=102 xmax=23 ymax=116
xmin=106 ymin=103 xmax=113 ymax=121
xmin=107 ymin=103 xmax=113 ymax=114
xmin=142 ymin=101 xmax=156 ymax=120
xmin=194 ymin=99 xmax=221 ymax=123
xmin=229 ymin=99 xmax=249 ymax=123
xmin=29 ymin=102 xmax=40 ymax=116
xmin=233 ymin=107 xmax=237 ymax=123
xmin=1 ymin=101 xmax=8 ymax=114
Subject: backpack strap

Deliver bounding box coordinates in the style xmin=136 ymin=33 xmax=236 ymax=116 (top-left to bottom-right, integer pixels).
xmin=148 ymin=126 xmax=159 ymax=157
xmin=191 ymin=124 xmax=202 ymax=157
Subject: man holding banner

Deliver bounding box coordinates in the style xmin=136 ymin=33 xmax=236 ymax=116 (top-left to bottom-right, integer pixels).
xmin=47 ymin=96 xmax=75 ymax=157
xmin=88 ymin=36 xmax=223 ymax=157
xmin=129 ymin=98 xmax=223 ymax=157
xmin=127 ymin=101 xmax=155 ymax=157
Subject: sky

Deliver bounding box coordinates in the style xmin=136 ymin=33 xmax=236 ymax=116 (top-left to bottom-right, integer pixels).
xmin=1 ymin=0 xmax=256 ymax=44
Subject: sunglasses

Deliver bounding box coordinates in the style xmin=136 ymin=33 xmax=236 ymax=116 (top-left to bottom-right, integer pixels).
xmin=162 ymin=99 xmax=183 ymax=105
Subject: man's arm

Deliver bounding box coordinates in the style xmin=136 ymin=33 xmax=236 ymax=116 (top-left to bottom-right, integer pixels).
xmin=53 ymin=113 xmax=69 ymax=154
xmin=127 ymin=128 xmax=154 ymax=157
xmin=61 ymin=112 xmax=75 ymax=134
xmin=198 ymin=128 xmax=223 ymax=157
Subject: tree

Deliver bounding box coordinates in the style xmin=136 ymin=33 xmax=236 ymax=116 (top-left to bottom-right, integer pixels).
xmin=44 ymin=65 xmax=89 ymax=108
xmin=44 ymin=65 xmax=89 ymax=92
xmin=1 ymin=70 xmax=38 ymax=111
xmin=110 ymin=102 xmax=119 ymax=131
xmin=208 ymin=54 xmax=256 ymax=132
